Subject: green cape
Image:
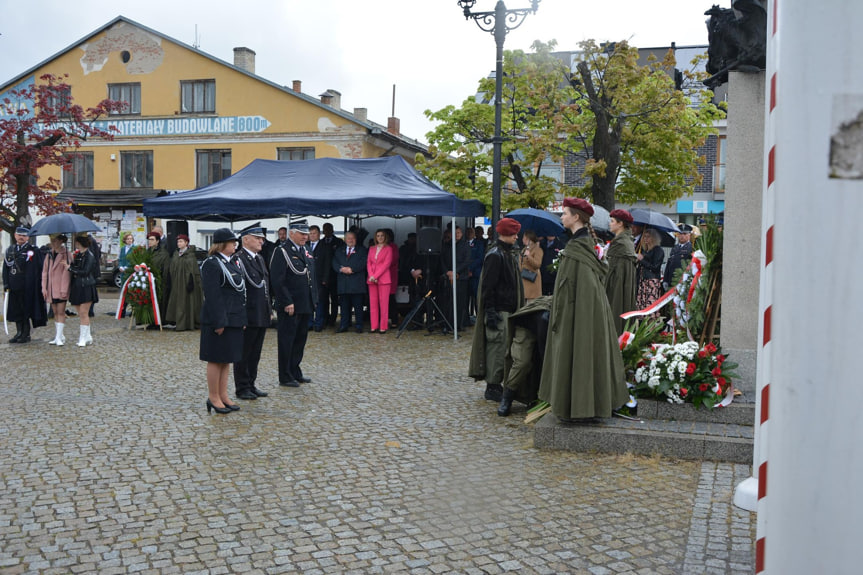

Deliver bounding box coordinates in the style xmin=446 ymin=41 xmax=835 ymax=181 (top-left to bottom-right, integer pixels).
xmin=604 ymin=230 xmax=637 ymax=335
xmin=538 ymin=236 xmax=629 ymax=419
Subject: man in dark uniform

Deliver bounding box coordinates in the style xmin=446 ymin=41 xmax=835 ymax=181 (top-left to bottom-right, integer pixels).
xmin=540 ymin=235 xmax=563 ymax=296
xmin=308 ymin=225 xmax=333 ymax=332
xmin=663 ymin=223 xmax=694 ymax=289
xmin=3 ymin=226 xmax=47 ymax=343
xmin=270 ymin=220 xmax=317 ymax=387
xmin=233 ymin=223 xmax=271 ymax=400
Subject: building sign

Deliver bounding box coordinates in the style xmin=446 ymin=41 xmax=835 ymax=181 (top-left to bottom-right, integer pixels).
xmin=0 ymin=76 xmax=36 ymax=120
xmin=92 ymin=115 xmax=271 ymax=136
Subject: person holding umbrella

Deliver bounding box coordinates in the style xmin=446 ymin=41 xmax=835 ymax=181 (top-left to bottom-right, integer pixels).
xmin=68 ymin=235 xmax=100 ymax=346
xmin=636 ymin=228 xmax=665 ymax=318
xmin=41 ymin=234 xmax=71 ymax=345
xmin=3 ymin=226 xmax=47 ymax=343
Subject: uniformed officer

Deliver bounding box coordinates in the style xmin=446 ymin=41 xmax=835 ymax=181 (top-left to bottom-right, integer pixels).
xmin=233 ymin=223 xmax=272 ymax=400
xmin=2 ymin=226 xmax=47 ymax=343
xmin=663 ymin=223 xmax=694 ymax=289
xmin=270 ymin=219 xmax=318 ymax=387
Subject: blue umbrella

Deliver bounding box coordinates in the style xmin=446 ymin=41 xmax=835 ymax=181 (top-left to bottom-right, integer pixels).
xmin=505 ymin=208 xmax=564 ymax=237
xmin=28 ymin=213 xmax=100 ymax=236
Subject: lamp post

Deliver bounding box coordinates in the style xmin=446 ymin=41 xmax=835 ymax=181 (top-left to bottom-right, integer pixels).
xmin=457 ymin=0 xmax=541 ymax=238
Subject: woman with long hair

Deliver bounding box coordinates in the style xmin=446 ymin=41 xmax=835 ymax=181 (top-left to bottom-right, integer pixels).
xmin=520 ymin=229 xmax=543 ymax=303
xmin=199 ymin=229 xmax=246 ymax=415
xmin=68 ymin=235 xmax=100 ymax=347
xmin=42 ymin=234 xmax=70 ymax=346
xmin=537 ymin=197 xmax=629 ymax=422
xmin=605 ymin=210 xmax=638 ymax=334
xmin=636 ymin=227 xmax=665 ymax=318
xmin=366 ymin=228 xmax=393 ymax=334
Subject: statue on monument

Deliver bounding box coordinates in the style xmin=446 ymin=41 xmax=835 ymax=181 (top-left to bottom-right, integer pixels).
xmin=704 ymin=0 xmax=767 ymax=89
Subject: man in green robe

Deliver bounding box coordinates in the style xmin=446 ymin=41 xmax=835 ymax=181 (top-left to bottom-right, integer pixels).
xmin=538 ymin=198 xmax=629 ymax=421
xmin=469 ymin=218 xmax=524 ymax=402
xmin=604 ymin=209 xmax=638 ymax=335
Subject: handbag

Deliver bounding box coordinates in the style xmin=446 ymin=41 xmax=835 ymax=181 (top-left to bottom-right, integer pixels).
xmin=521 ymin=268 xmax=537 ymax=282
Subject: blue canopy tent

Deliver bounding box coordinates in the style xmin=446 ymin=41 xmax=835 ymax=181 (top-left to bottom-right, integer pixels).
xmin=143 ymin=156 xmax=485 ymax=341
xmin=142 ymin=156 xmax=485 ymax=220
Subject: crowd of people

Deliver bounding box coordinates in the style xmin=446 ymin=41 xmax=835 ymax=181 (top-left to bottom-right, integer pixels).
xmin=4 ymin=207 xmax=694 ymax=422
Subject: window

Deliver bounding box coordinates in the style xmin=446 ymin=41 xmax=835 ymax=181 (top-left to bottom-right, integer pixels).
xmin=714 ymin=136 xmax=726 ymax=193
xmin=45 ymin=86 xmax=72 ymax=118
xmin=197 ymin=150 xmax=231 ymax=187
xmin=108 ymin=83 xmax=141 ymax=115
xmin=63 ymin=152 xmax=94 ymax=188
xmin=181 ymin=80 xmax=216 ymax=113
xmin=277 ymin=147 xmax=315 ymax=161
xmin=121 ymin=151 xmax=153 ymax=188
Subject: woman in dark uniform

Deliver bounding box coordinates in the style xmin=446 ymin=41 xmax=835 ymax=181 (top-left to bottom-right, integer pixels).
xmin=68 ymin=235 xmax=100 ymax=347
xmin=199 ymin=228 xmax=246 ymax=415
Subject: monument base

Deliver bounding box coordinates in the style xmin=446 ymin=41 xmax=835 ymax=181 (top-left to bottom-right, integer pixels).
xmin=733 ymin=476 xmax=758 ymax=511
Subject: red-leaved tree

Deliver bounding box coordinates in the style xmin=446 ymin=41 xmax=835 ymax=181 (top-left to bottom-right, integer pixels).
xmin=0 ymin=73 xmax=123 ymax=236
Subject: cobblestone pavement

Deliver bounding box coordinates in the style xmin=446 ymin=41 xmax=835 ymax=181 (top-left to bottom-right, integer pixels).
xmin=0 ymin=295 xmax=755 ymax=574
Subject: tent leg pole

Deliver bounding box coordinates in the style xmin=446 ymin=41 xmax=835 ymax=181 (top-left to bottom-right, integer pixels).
xmin=452 ymin=216 xmax=457 ymax=342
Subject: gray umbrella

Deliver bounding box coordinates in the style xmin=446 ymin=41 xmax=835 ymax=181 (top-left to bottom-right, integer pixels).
xmin=590 ymin=205 xmax=611 ymax=231
xmin=28 ymin=213 xmax=100 ymax=236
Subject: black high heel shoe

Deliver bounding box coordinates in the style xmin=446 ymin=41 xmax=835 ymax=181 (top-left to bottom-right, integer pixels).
xmin=223 ymin=402 xmax=240 ymax=412
xmin=206 ymin=399 xmax=232 ymax=414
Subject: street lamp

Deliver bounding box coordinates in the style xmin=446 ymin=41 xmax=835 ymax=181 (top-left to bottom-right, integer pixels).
xmin=457 ymin=0 xmax=541 ymax=238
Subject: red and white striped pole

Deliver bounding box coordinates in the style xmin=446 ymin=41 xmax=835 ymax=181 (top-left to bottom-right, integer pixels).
xmin=750 ymin=1 xmax=863 ymax=572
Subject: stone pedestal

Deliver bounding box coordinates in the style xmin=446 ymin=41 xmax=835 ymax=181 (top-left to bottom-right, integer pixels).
xmin=720 ymin=71 xmax=765 ymax=398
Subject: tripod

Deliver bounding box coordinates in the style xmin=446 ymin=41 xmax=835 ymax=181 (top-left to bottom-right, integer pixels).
xmin=396 ymin=255 xmax=453 ymax=338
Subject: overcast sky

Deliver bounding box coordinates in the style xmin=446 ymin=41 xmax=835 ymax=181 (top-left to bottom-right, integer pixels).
xmin=0 ymin=0 xmax=721 ymax=144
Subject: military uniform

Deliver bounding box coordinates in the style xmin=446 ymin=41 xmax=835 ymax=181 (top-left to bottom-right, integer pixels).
xmin=270 ymin=221 xmax=318 ymax=386
xmin=233 ymin=224 xmax=272 ymax=399
xmin=2 ymin=227 xmax=47 ymax=343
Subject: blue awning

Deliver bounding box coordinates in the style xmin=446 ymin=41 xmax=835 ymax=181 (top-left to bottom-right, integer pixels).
xmin=676 ymin=200 xmax=725 ymax=214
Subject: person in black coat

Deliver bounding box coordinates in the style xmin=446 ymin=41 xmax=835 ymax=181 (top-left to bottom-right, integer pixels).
xmin=233 ymin=223 xmax=271 ymax=401
xmin=68 ymin=235 xmax=100 ymax=347
xmin=270 ymin=220 xmax=317 ymax=387
xmin=308 ymin=225 xmax=334 ymax=332
xmin=199 ymin=228 xmax=246 ymax=415
xmin=440 ymin=225 xmax=471 ymax=331
xmin=332 ymin=230 xmax=367 ymax=333
xmin=2 ymin=226 xmax=47 ymax=343
xmin=321 ymin=222 xmax=344 ymax=326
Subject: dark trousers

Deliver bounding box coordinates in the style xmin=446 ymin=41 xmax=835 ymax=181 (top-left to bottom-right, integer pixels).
xmin=313 ymin=285 xmax=328 ymax=329
xmin=327 ymin=272 xmax=339 ymax=324
xmin=276 ymin=310 xmax=311 ymax=383
xmin=339 ymin=293 xmax=364 ymax=329
xmin=441 ymin=280 xmax=468 ymax=330
xmin=233 ymin=326 xmax=267 ymax=393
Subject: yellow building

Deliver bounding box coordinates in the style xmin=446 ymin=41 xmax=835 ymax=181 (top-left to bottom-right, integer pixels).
xmin=0 ymin=16 xmax=425 ymax=262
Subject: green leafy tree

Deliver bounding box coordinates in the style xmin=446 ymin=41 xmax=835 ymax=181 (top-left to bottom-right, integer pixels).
xmin=418 ymin=40 xmax=725 ymax=212
xmin=0 ymin=73 xmax=121 ymax=236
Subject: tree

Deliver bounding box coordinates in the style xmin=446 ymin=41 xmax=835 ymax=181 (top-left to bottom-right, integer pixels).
xmin=417 ymin=40 xmax=725 ymax=213
xmin=0 ymin=74 xmax=121 ymax=236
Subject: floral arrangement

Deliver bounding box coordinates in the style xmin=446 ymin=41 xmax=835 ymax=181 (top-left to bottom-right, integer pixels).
xmin=117 ymin=262 xmax=161 ymax=326
xmin=630 ymin=339 xmax=738 ymax=409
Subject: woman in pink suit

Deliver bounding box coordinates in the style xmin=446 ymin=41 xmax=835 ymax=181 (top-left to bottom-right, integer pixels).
xmin=367 ymin=229 xmax=393 ymax=333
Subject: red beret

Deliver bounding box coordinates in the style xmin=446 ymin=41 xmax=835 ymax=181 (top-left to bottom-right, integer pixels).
xmin=147 ymin=232 xmax=161 ymax=240
xmin=177 ymin=234 xmax=190 ymax=242
xmin=496 ymin=217 xmax=521 ymax=236
xmin=563 ymin=197 xmax=594 ymax=217
xmin=609 ymin=209 xmax=633 ymax=224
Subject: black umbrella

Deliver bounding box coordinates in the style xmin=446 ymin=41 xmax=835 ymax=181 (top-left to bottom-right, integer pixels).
xmin=28 ymin=213 xmax=100 ymax=236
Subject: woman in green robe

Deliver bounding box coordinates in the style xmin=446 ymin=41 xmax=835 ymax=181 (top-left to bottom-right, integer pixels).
xmin=604 ymin=209 xmax=638 ymax=335
xmin=538 ymin=198 xmax=630 ymax=422
xmin=165 ymin=235 xmax=203 ymax=331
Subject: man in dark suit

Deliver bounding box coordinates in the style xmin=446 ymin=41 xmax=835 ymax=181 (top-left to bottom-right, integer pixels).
xmin=233 ymin=223 xmax=271 ymax=400
xmin=270 ymin=219 xmax=317 ymax=387
xmin=321 ymin=222 xmax=344 ymax=326
xmin=332 ymin=230 xmax=367 ymax=333
xmin=440 ymin=225 xmax=471 ymax=331
xmin=307 ymin=225 xmax=333 ymax=332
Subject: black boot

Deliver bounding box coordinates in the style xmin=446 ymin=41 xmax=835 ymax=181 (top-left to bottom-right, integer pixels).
xmin=9 ymin=323 xmax=23 ymax=343
xmin=18 ymin=322 xmax=31 ymax=343
xmin=497 ymin=387 xmax=516 ymax=417
xmin=484 ymin=383 xmax=503 ymax=402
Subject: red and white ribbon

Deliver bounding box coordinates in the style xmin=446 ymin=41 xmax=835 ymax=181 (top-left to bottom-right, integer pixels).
xmin=115 ymin=266 xmax=161 ymax=325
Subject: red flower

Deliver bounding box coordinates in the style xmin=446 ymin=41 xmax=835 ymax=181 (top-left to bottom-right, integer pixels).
xmin=698 ymin=349 xmax=707 ymax=359
xmin=680 ymin=387 xmax=688 ymax=397
xmin=637 ymin=360 xmax=646 ymax=368
xmin=717 ymin=354 xmax=725 ymax=364
xmin=706 ymin=343 xmax=717 ymax=354
xmin=717 ymin=376 xmax=727 ymax=388
xmin=711 ymin=367 xmax=722 ymax=377
xmin=699 ymin=383 xmax=709 ymax=392
xmin=685 ymin=363 xmax=696 ymax=375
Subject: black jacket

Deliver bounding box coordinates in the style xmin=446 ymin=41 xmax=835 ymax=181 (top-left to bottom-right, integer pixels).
xmin=332 ymin=244 xmax=367 ymax=295
xmin=663 ymin=241 xmax=693 ymax=285
xmin=270 ymin=241 xmax=317 ymax=313
xmin=308 ymin=240 xmax=333 ymax=289
xmin=200 ymin=254 xmax=247 ymax=329
xmin=236 ymin=248 xmax=271 ymax=327
xmin=637 ymin=246 xmax=665 ymax=281
xmin=480 ymin=240 xmax=521 ymax=314
xmin=440 ymin=238 xmax=471 ymax=283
